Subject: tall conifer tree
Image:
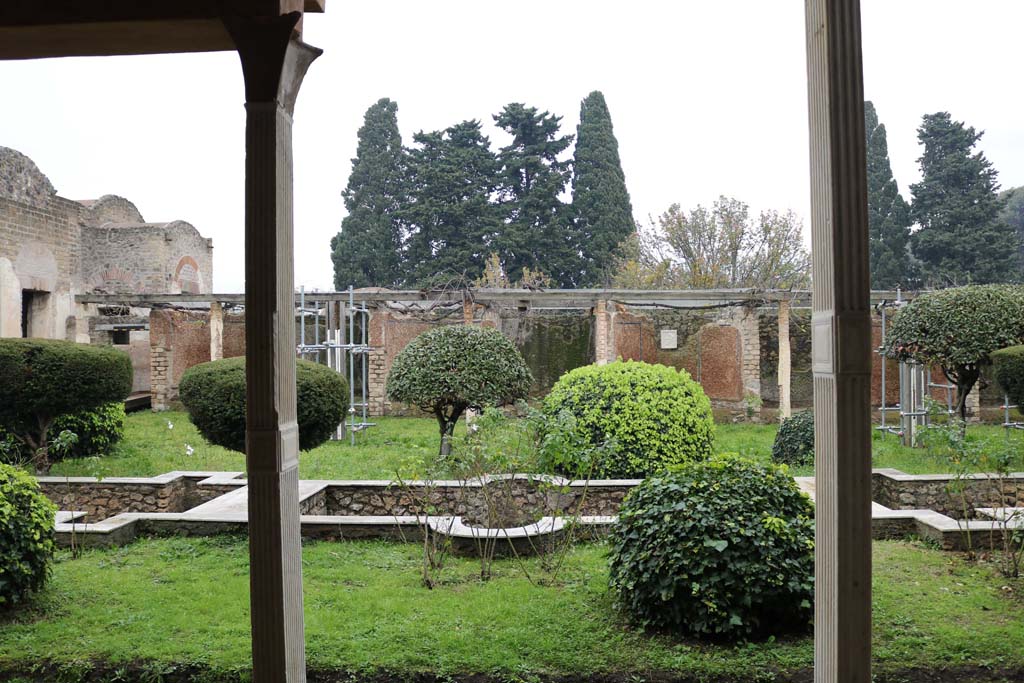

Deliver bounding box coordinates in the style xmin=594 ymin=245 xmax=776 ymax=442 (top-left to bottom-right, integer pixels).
xmin=399 ymin=120 xmax=501 ymax=285
xmin=865 ymin=101 xmax=916 ymax=289
xmin=910 ymin=112 xmax=1017 ymax=285
xmin=493 ymin=103 xmax=576 ymax=286
xmin=572 ymin=91 xmax=635 ymax=285
xmin=331 ymin=98 xmax=405 ymax=288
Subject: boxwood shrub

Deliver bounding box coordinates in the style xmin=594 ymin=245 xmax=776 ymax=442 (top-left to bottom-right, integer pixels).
xmin=0 ymin=339 xmax=132 ymax=472
xmin=771 ymin=410 xmax=815 ymax=467
xmin=0 ymin=401 xmax=125 ymax=463
xmin=991 ymin=345 xmax=1024 ymax=410
xmin=608 ymin=455 xmax=814 ymax=640
xmin=179 ymin=357 xmax=348 ymax=452
xmin=541 ymin=360 xmax=714 ymax=478
xmin=0 ymin=463 xmax=57 ymax=608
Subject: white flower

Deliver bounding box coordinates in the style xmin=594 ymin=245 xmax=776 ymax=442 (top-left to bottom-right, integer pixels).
xmin=167 ymin=420 xmax=174 ymax=430
xmin=185 ymin=444 xmax=195 ymax=457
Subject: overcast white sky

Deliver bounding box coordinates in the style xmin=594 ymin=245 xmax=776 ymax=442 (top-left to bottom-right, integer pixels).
xmin=1 ymin=0 xmax=1021 ymax=292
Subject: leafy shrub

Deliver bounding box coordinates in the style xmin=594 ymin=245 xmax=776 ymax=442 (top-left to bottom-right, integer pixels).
xmin=608 ymin=455 xmax=814 ymax=639
xmin=772 ymin=410 xmax=815 ymax=466
xmin=883 ymin=285 xmax=1024 ymax=419
xmin=179 ymin=357 xmax=348 ymax=452
xmin=541 ymin=360 xmax=714 ymax=478
xmin=387 ymin=325 xmax=532 ymax=455
xmin=991 ymin=345 xmax=1024 ymax=410
xmin=0 ymin=464 xmax=57 ymax=608
xmin=0 ymin=401 xmax=125 ymax=463
xmin=0 ymin=339 xmax=132 ymax=472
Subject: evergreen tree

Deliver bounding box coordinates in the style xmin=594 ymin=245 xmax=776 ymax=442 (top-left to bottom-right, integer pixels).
xmin=910 ymin=112 xmax=1017 ymax=285
xmin=493 ymin=103 xmax=576 ymax=286
xmin=999 ymin=187 xmax=1024 ymax=277
xmin=330 ymin=98 xmax=405 ymax=288
xmin=572 ymin=91 xmax=635 ymax=285
xmin=399 ymin=120 xmax=501 ymax=285
xmin=864 ymin=101 xmax=916 ymax=289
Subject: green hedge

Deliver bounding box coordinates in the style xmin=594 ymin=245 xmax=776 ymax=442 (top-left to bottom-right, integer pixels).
xmin=772 ymin=410 xmax=815 ymax=467
xmin=541 ymin=360 xmax=714 ymax=478
xmin=608 ymin=455 xmax=814 ymax=639
xmin=0 ymin=339 xmax=132 ymax=471
xmin=0 ymin=464 xmax=57 ymax=609
xmin=992 ymin=345 xmax=1024 ymax=410
xmin=179 ymin=357 xmax=348 ymax=453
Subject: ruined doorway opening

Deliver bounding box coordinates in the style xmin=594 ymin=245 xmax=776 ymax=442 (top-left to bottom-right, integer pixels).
xmin=20 ymin=289 xmax=49 ymax=337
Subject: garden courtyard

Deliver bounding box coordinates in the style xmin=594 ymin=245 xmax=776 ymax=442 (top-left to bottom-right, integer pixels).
xmin=0 ymin=407 xmax=1020 ymax=682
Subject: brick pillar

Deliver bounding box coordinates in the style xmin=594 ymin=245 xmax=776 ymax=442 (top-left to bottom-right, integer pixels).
xmin=149 ymin=310 xmax=171 ymax=411
xmin=594 ymin=299 xmax=615 ymax=365
xmin=966 ymin=384 xmax=981 ymax=423
xmin=366 ymin=308 xmax=388 ymax=415
xmin=210 ymin=301 xmax=224 ymax=361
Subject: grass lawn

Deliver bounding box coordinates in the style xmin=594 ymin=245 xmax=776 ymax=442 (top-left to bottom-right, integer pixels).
xmin=0 ymin=538 xmax=1020 ymax=680
xmin=48 ymin=410 xmax=1024 ymax=480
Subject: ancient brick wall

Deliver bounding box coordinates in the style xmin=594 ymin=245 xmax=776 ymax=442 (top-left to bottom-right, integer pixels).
xmin=150 ymin=309 xmax=213 ymax=409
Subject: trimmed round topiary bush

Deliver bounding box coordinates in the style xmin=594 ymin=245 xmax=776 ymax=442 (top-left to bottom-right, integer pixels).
xmin=179 ymin=357 xmax=348 ymax=452
xmin=386 ymin=325 xmax=532 ymax=455
xmin=608 ymin=455 xmax=815 ymax=640
xmin=0 ymin=401 xmax=125 ymax=463
xmin=541 ymin=360 xmax=714 ymax=478
xmin=0 ymin=339 xmax=132 ymax=472
xmin=883 ymin=285 xmax=1024 ymax=420
xmin=772 ymin=410 xmax=815 ymax=466
xmin=991 ymin=345 xmax=1024 ymax=410
xmin=0 ymin=463 xmax=57 ymax=609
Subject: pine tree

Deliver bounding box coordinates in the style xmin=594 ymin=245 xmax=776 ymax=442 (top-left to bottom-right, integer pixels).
xmin=865 ymin=101 xmax=916 ymax=289
xmin=910 ymin=112 xmax=1017 ymax=285
xmin=330 ymin=98 xmax=405 ymax=288
xmin=399 ymin=120 xmax=501 ymax=285
xmin=571 ymin=91 xmax=635 ymax=286
xmin=493 ymin=103 xmax=576 ymax=286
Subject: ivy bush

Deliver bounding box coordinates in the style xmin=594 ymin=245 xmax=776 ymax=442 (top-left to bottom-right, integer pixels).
xmin=386 ymin=325 xmax=532 ymax=455
xmin=0 ymin=339 xmax=132 ymax=472
xmin=771 ymin=410 xmax=815 ymax=466
xmin=541 ymin=360 xmax=714 ymax=478
xmin=0 ymin=464 xmax=57 ymax=608
xmin=179 ymin=357 xmax=348 ymax=452
xmin=991 ymin=345 xmax=1024 ymax=409
xmin=883 ymin=285 xmax=1024 ymax=419
xmin=608 ymin=455 xmax=815 ymax=640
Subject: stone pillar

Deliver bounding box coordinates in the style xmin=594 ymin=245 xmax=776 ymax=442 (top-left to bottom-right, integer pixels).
xmin=210 ymin=301 xmax=224 ymax=361
xmin=805 ymin=1 xmax=872 ymax=681
xmin=735 ymin=306 xmax=761 ymax=401
xmin=226 ymin=14 xmax=320 ymax=683
xmin=965 ymin=384 xmax=981 ymax=423
xmin=778 ymin=299 xmax=792 ymax=419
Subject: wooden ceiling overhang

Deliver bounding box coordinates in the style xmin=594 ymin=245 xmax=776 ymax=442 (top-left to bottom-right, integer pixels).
xmin=0 ymin=1 xmax=325 ymax=60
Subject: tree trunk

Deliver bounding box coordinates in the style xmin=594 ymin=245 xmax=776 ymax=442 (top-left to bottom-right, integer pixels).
xmin=435 ymin=404 xmax=465 ymax=456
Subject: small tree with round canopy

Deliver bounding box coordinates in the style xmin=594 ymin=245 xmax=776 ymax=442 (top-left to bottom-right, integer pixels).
xmin=0 ymin=339 xmax=132 ymax=473
xmin=883 ymin=285 xmax=1024 ymax=421
xmin=386 ymin=325 xmax=532 ymax=455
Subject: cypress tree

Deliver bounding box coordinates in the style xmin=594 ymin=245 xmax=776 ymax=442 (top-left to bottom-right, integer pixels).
xmin=865 ymin=101 xmax=916 ymax=289
xmin=400 ymin=120 xmax=501 ymax=285
xmin=493 ymin=103 xmax=576 ymax=286
xmin=330 ymin=98 xmax=405 ymax=288
xmin=910 ymin=112 xmax=1017 ymax=285
xmin=999 ymin=187 xmax=1024 ymax=278
xmin=572 ymin=91 xmax=635 ymax=286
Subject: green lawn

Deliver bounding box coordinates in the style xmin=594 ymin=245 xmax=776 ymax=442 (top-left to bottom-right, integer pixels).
xmin=48 ymin=410 xmax=1023 ymax=480
xmin=0 ymin=538 xmax=1020 ymax=680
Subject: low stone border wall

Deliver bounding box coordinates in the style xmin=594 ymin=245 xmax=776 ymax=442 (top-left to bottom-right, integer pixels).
xmin=40 ymin=469 xmax=1024 ymax=551
xmin=872 ymin=468 xmax=1024 ymax=518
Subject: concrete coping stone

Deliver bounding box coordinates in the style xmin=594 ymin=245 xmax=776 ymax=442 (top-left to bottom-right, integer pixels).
xmin=428 ymin=515 xmax=566 ymax=540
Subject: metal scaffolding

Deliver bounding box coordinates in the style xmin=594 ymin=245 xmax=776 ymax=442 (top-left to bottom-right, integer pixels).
xmin=296 ymin=286 xmax=376 ymax=444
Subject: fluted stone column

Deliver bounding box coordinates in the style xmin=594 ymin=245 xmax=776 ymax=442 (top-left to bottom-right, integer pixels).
xmin=804 ymin=1 xmax=872 ymax=681
xmin=226 ymin=13 xmax=320 ymax=683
